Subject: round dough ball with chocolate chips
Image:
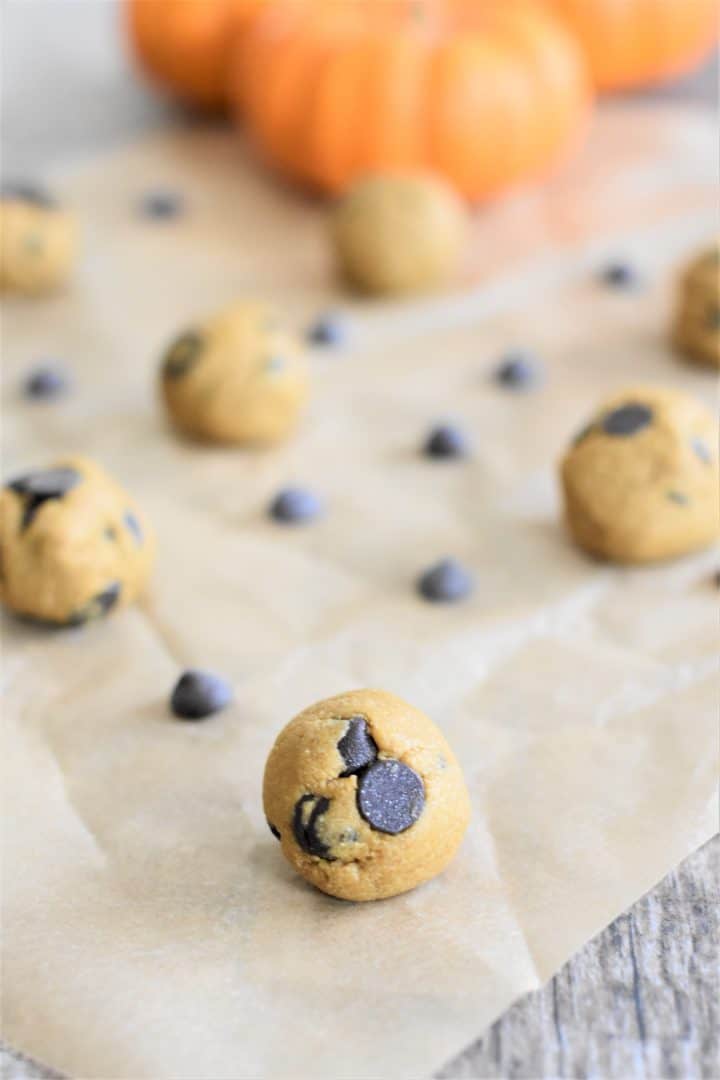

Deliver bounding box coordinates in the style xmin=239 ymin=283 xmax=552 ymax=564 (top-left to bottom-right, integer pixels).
xmin=561 ymin=387 xmax=719 ymax=564
xmin=0 ymin=184 xmax=76 ymax=294
xmin=0 ymin=457 xmax=154 ymax=625
xmin=672 ymin=241 xmax=720 ymax=369
xmin=160 ymin=301 xmax=309 ymax=445
xmin=332 ymin=174 xmax=467 ymax=297
xmin=263 ymin=689 xmax=471 ymax=902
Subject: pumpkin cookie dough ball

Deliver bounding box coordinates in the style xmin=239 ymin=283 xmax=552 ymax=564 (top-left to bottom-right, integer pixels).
xmin=263 ymin=689 xmax=471 ymax=902
xmin=561 ymin=387 xmax=719 ymax=564
xmin=672 ymin=241 xmax=720 ymax=368
xmin=160 ymin=301 xmax=309 ymax=444
xmin=0 ymin=457 xmax=154 ymax=625
xmin=332 ymin=174 xmax=467 ymax=296
xmin=0 ymin=184 xmax=76 ymax=294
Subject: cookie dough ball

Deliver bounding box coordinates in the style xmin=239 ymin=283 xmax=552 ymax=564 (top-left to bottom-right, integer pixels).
xmin=0 ymin=184 xmax=76 ymax=294
xmin=672 ymin=241 xmax=720 ymax=368
xmin=263 ymin=689 xmax=471 ymax=902
xmin=561 ymin=387 xmax=719 ymax=564
xmin=160 ymin=301 xmax=309 ymax=445
xmin=332 ymin=174 xmax=467 ymax=296
xmin=0 ymin=457 xmax=154 ymax=625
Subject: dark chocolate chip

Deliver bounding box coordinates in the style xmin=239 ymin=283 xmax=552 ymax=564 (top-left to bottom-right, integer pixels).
xmin=139 ymin=190 xmax=184 ymax=220
xmin=105 ymin=526 xmax=118 ymax=541
xmin=493 ymin=351 xmax=542 ymax=391
xmin=417 ymin=558 xmax=474 ymax=603
xmin=1 ymin=181 xmax=55 ymax=208
xmin=268 ymin=821 xmax=281 ymax=841
xmin=23 ymin=364 xmax=70 ymax=401
xmin=8 ymin=466 xmax=81 ymax=530
xmin=269 ymin=487 xmax=323 ymax=525
xmin=602 ymin=403 xmax=653 ymax=437
xmin=357 ymin=759 xmax=425 ymax=835
xmin=67 ymin=581 xmax=121 ymax=626
xmin=124 ymin=510 xmax=143 ymax=544
xmin=714 ymin=570 xmax=720 ymax=588
xmin=423 ymin=424 xmax=469 ymax=460
xmin=707 ymin=306 xmax=720 ymax=331
xmin=293 ymin=794 xmax=333 ymax=859
xmin=170 ymin=669 xmax=233 ymax=721
xmin=667 ymin=491 xmax=689 ymax=505
xmin=600 ymin=261 xmax=638 ymax=288
xmin=162 ymin=330 xmax=204 ymax=380
xmin=337 ymin=716 xmax=377 ymax=777
xmin=691 ymin=437 xmax=712 ymax=465
xmin=307 ymin=314 xmax=348 ymax=347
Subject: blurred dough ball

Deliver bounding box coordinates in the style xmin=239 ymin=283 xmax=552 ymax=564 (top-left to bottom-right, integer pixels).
xmin=561 ymin=386 xmax=719 ymax=564
xmin=672 ymin=240 xmax=720 ymax=369
xmin=332 ymin=173 xmax=467 ymax=296
xmin=0 ymin=186 xmax=76 ymax=294
xmin=160 ymin=300 xmax=309 ymax=445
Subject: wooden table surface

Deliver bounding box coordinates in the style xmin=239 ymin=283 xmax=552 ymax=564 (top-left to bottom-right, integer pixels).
xmin=1 ymin=3 xmax=717 ymax=1077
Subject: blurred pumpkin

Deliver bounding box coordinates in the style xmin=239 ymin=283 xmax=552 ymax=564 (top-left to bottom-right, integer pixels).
xmin=232 ymin=0 xmax=592 ymax=201
xmin=547 ymin=0 xmax=718 ymax=91
xmin=127 ymin=0 xmax=264 ymax=108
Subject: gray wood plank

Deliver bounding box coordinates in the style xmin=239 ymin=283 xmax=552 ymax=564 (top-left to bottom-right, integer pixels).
xmin=438 ymin=836 xmax=719 ymax=1080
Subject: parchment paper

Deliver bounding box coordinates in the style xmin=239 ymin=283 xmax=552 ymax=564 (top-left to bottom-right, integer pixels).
xmin=2 ymin=104 xmax=718 ymax=1080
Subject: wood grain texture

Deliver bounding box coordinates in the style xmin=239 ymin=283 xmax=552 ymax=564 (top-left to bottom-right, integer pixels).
xmin=439 ymin=836 xmax=719 ymax=1080
xmin=3 ymin=837 xmax=716 ymax=1080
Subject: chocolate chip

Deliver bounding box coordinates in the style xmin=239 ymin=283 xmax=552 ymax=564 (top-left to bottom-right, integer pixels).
xmin=268 ymin=821 xmax=281 ymax=840
xmin=602 ymin=403 xmax=653 ymax=436
xmin=269 ymin=487 xmax=323 ymax=525
xmin=139 ymin=190 xmax=183 ymax=220
xmin=423 ymin=424 xmax=469 ymax=460
xmin=68 ymin=581 xmax=121 ymax=626
xmin=307 ymin=314 xmax=347 ymax=346
xmin=23 ymin=364 xmax=70 ymax=401
xmin=691 ymin=437 xmax=712 ymax=464
xmin=337 ymin=716 xmax=377 ymax=777
xmin=357 ymin=759 xmax=425 ymax=835
xmin=417 ymin=558 xmax=474 ymax=603
xmin=124 ymin=510 xmax=143 ymax=544
xmin=707 ymin=306 xmax=720 ymax=330
xmin=493 ymin=351 xmax=542 ymax=391
xmin=8 ymin=466 xmax=81 ymax=530
xmin=105 ymin=526 xmax=118 ymax=541
xmin=667 ymin=491 xmax=688 ymax=505
xmin=293 ymin=794 xmax=333 ymax=859
xmin=162 ymin=330 xmax=204 ymax=379
xmin=714 ymin=570 xmax=720 ymax=588
xmin=600 ymin=261 xmax=638 ymax=288
xmin=1 ymin=181 xmax=55 ymax=208
xmin=170 ymin=669 xmax=233 ymax=720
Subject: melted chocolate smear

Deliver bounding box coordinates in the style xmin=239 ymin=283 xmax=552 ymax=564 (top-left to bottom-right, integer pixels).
xmin=293 ymin=794 xmax=334 ymax=859
xmin=68 ymin=581 xmax=121 ymax=626
xmin=8 ymin=466 xmax=81 ymax=530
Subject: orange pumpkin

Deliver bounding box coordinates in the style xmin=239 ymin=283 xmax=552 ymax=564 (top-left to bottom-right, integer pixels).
xmin=233 ymin=0 xmax=593 ymax=201
xmin=127 ymin=0 xmax=264 ymax=108
xmin=547 ymin=0 xmax=718 ymax=91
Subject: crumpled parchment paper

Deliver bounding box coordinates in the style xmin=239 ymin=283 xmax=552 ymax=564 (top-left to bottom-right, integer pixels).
xmin=1 ymin=104 xmax=718 ymax=1079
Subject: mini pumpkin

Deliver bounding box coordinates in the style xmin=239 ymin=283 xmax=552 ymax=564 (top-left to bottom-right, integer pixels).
xmin=547 ymin=0 xmax=719 ymax=91
xmin=232 ymin=0 xmax=592 ymax=201
xmin=127 ymin=0 xmax=263 ymax=108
